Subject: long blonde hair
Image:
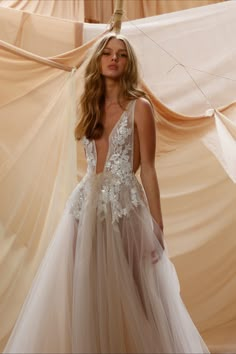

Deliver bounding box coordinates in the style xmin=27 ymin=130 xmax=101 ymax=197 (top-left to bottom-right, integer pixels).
xmin=75 ymin=33 xmax=148 ymax=140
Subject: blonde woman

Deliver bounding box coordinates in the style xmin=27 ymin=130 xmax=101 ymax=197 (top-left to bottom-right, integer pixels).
xmin=4 ymin=33 xmax=210 ymax=354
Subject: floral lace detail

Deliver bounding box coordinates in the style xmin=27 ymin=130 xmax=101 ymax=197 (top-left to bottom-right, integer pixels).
xmin=67 ymin=100 xmax=145 ymax=223
xmin=82 ymin=137 xmax=96 ymax=173
xmin=97 ymin=174 xmax=145 ymax=223
xmin=97 ymin=111 xmax=145 ymax=223
xmin=105 ymin=114 xmax=132 ymax=183
xmin=65 ymin=176 xmax=89 ymax=221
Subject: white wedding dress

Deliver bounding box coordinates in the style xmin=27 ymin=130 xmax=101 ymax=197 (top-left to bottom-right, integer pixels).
xmin=4 ymin=100 xmax=210 ymax=353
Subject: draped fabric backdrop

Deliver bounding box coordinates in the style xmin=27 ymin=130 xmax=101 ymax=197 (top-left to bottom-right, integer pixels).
xmin=0 ymin=1 xmax=236 ymax=353
xmin=0 ymin=0 xmax=225 ymax=22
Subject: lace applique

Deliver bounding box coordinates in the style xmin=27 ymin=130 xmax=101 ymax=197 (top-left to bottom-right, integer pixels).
xmin=67 ymin=100 xmax=145 ymax=224
xmin=105 ymin=114 xmax=132 ymax=183
xmin=65 ymin=173 xmax=92 ymax=221
xmin=97 ymin=112 xmax=145 ymax=223
xmin=65 ymin=138 xmax=95 ymax=221
xmin=97 ymin=175 xmax=145 ymax=223
xmin=82 ymin=137 xmax=96 ymax=173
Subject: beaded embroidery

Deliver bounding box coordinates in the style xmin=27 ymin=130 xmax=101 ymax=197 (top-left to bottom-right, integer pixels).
xmin=66 ymin=100 xmax=145 ymax=223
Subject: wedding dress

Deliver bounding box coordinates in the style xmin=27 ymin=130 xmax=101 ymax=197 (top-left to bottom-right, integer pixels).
xmin=4 ymin=100 xmax=210 ymax=353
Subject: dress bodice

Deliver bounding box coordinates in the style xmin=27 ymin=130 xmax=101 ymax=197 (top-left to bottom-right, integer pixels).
xmin=66 ymin=99 xmax=146 ymax=223
xmin=83 ymin=99 xmax=134 ymax=180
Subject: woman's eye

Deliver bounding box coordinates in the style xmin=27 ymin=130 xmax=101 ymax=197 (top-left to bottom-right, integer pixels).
xmin=102 ymin=51 xmax=127 ymax=58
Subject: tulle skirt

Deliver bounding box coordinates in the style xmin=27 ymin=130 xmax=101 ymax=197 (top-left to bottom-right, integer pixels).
xmin=4 ymin=175 xmax=210 ymax=354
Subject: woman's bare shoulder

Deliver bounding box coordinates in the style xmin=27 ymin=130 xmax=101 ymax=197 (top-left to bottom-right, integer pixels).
xmin=135 ymin=97 xmax=152 ymax=109
xmin=134 ymin=97 xmax=154 ymax=126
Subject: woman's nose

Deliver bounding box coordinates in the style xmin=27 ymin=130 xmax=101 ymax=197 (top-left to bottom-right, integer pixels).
xmin=111 ymin=53 xmax=118 ymax=61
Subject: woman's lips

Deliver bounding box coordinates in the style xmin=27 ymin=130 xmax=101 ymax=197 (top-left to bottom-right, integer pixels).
xmin=108 ymin=65 xmax=118 ymax=70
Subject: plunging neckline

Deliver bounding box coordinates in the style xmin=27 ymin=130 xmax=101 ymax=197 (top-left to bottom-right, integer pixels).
xmin=93 ymin=100 xmax=133 ymax=175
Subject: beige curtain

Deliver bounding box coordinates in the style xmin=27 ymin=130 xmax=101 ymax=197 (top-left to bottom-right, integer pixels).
xmin=0 ymin=0 xmax=225 ymax=22
xmin=0 ymin=0 xmax=85 ymax=21
xmin=0 ymin=1 xmax=236 ymax=353
xmin=0 ymin=6 xmax=83 ymax=55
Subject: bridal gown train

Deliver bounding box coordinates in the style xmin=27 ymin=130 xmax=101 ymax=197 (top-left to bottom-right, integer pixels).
xmin=4 ymin=100 xmax=210 ymax=354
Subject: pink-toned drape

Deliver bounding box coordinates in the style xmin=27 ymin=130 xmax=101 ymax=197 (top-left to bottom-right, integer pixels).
xmin=0 ymin=0 xmax=225 ymax=22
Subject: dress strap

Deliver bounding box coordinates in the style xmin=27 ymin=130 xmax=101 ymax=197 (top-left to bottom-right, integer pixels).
xmin=129 ymin=99 xmax=137 ymax=171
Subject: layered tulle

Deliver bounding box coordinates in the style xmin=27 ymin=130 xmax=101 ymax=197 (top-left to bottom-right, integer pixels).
xmin=4 ymin=172 xmax=209 ymax=354
xmin=72 ymin=174 xmax=209 ymax=353
xmin=3 ymin=212 xmax=76 ymax=353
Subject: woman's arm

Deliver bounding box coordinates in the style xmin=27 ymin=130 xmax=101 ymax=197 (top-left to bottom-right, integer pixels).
xmin=135 ymin=98 xmax=164 ymax=248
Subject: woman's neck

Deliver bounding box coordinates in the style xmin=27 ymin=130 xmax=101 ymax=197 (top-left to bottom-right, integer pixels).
xmin=104 ymin=79 xmax=121 ymax=105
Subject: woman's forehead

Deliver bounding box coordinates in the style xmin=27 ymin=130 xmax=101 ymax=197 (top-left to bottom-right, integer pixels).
xmin=105 ymin=38 xmax=127 ymax=50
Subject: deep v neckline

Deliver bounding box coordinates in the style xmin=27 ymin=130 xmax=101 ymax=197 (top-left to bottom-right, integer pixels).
xmin=93 ymin=100 xmax=133 ymax=175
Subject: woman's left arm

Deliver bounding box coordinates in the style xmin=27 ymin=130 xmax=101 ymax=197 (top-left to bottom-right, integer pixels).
xmin=135 ymin=98 xmax=164 ymax=247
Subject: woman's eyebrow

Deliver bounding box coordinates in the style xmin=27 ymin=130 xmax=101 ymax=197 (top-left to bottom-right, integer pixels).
xmin=104 ymin=47 xmax=127 ymax=52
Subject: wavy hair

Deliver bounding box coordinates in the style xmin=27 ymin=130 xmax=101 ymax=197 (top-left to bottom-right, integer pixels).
xmin=75 ymin=33 xmax=149 ymax=140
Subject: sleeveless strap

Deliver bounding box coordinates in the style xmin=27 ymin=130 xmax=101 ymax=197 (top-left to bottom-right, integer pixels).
xmin=129 ymin=99 xmax=137 ymax=171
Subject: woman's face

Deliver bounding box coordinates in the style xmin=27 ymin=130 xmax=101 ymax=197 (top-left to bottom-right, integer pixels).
xmin=100 ymin=38 xmax=128 ymax=80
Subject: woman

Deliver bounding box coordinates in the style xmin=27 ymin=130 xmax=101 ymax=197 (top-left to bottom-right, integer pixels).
xmin=4 ymin=33 xmax=210 ymax=354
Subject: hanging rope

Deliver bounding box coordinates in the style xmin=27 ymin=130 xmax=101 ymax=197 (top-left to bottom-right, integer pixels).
xmin=110 ymin=0 xmax=124 ymax=34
